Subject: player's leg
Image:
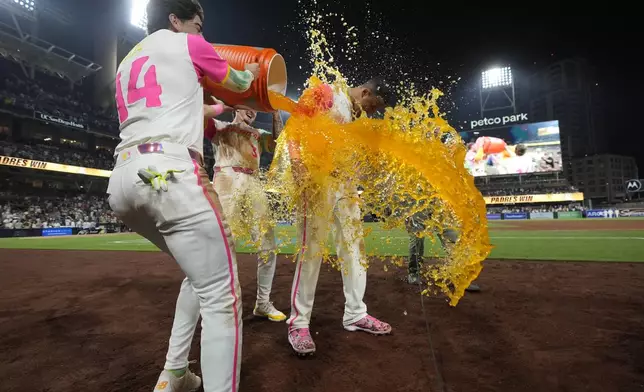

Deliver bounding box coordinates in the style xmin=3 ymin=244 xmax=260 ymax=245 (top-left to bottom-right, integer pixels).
xmin=333 ymin=194 xmax=391 ymax=335
xmin=437 ymin=228 xmax=481 ymax=293
xmin=249 ymin=177 xmax=286 ymax=322
xmin=112 ymin=214 xmax=201 ymax=374
xmin=108 ymin=167 xmax=202 ymax=391
xmin=119 ymin=154 xmax=242 ymax=392
xmin=407 ymin=233 xmax=424 ymax=284
xmin=286 ymin=195 xmax=327 ymax=355
xmin=157 ymin=162 xmax=242 ymax=392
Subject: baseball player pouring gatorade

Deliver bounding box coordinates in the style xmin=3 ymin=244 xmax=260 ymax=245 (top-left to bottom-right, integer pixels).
xmin=107 ymin=1 xmax=260 ymax=391
xmin=207 ymin=109 xmax=287 ymax=322
xmin=285 ymin=79 xmax=395 ymax=355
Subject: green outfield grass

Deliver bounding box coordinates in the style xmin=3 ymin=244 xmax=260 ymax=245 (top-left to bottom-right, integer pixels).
xmin=1 ymin=222 xmax=643 ymax=262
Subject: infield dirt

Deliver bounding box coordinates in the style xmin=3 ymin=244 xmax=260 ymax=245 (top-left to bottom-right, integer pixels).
xmin=1 ymin=250 xmax=643 ymax=392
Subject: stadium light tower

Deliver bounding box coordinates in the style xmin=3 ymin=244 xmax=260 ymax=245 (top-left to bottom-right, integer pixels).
xmin=479 ymin=66 xmax=516 ymax=117
xmin=9 ymin=0 xmax=35 ymax=12
xmin=130 ymin=0 xmax=149 ymax=31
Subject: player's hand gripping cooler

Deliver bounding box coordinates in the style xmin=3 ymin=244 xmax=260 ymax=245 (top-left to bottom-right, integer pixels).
xmin=202 ymin=44 xmax=288 ymax=112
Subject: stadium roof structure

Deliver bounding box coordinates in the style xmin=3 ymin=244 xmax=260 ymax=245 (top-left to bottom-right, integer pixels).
xmin=0 ymin=1 xmax=102 ymax=83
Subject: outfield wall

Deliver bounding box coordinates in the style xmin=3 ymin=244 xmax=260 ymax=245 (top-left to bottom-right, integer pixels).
xmin=485 ymin=208 xmax=644 ymax=220
xmin=0 ymin=225 xmax=121 ymax=238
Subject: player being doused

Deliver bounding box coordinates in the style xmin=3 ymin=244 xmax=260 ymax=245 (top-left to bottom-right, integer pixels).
xmin=464 ymin=136 xmax=514 ymax=176
xmin=492 ymin=143 xmax=535 ymax=175
xmin=465 ymin=136 xmax=539 ymax=176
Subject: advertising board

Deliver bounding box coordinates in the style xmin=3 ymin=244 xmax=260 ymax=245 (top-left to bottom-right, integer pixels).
xmin=530 ymin=212 xmax=554 ymax=220
xmin=504 ymin=212 xmax=528 ymax=220
xmin=557 ymin=211 xmax=582 ymax=219
xmin=42 ymin=228 xmax=74 ymax=237
xmin=586 ymin=210 xmax=608 ymax=219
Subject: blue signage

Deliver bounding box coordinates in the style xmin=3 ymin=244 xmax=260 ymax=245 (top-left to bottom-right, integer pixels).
xmin=586 ymin=210 xmax=607 ymax=219
xmin=42 ymin=227 xmax=73 ymax=237
xmin=504 ymin=212 xmax=528 ymax=220
xmin=486 ymin=213 xmax=502 ymax=220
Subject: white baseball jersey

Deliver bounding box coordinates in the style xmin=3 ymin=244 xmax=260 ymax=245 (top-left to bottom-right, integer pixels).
xmin=114 ymin=30 xmax=230 ymax=156
xmin=211 ymin=120 xmax=271 ymax=170
xmin=329 ymin=91 xmax=353 ymax=124
xmin=504 ymin=155 xmax=535 ymax=174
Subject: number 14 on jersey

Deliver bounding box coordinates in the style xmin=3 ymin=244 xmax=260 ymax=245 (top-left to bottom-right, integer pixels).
xmin=115 ymin=56 xmax=163 ymax=123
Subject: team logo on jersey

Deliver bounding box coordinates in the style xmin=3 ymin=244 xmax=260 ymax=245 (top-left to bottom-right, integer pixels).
xmin=120 ymin=151 xmax=131 ymax=161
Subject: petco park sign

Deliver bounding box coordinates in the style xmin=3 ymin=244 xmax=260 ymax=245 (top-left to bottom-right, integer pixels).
xmin=484 ymin=192 xmax=584 ymax=205
xmin=470 ymin=113 xmax=528 ymax=129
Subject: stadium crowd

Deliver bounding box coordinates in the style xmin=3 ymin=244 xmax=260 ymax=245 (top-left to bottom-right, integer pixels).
xmin=481 ymin=185 xmax=577 ymax=197
xmin=486 ymin=203 xmax=585 ymax=214
xmin=0 ymin=60 xmax=119 ymax=134
xmin=0 ymin=137 xmax=114 ymax=170
xmin=0 ymin=193 xmax=118 ymax=229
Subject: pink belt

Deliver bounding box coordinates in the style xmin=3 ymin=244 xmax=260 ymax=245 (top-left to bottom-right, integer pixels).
xmin=214 ymin=166 xmax=255 ymax=175
xmin=136 ymin=143 xmax=204 ymax=165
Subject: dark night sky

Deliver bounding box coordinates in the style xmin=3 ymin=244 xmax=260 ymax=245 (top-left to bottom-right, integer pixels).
xmin=56 ymin=1 xmax=644 ymax=169
xmin=196 ymin=3 xmax=642 ymax=168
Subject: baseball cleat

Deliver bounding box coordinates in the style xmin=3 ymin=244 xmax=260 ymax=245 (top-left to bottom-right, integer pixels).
xmin=344 ymin=315 xmax=392 ymax=335
xmin=465 ymin=283 xmax=481 ymax=292
xmin=407 ymin=273 xmax=421 ymax=285
xmin=253 ymin=301 xmax=287 ymax=322
xmin=153 ymin=368 xmax=201 ymax=392
xmin=288 ymin=327 xmax=316 ymax=355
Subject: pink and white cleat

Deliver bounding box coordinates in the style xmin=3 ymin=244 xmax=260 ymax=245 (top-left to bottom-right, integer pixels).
xmin=288 ymin=327 xmax=316 ymax=355
xmin=344 ymin=315 xmax=392 ymax=335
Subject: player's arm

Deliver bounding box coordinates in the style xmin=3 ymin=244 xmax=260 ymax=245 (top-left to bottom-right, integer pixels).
xmin=286 ymin=138 xmax=307 ymax=184
xmin=255 ymin=128 xmax=275 ymax=154
xmin=187 ymin=34 xmax=257 ymax=93
xmin=255 ymin=111 xmax=283 ymax=153
xmin=272 ymin=110 xmax=285 ymax=139
xmin=205 ymin=118 xmax=232 ymax=141
xmin=203 ymin=95 xmax=233 ymax=139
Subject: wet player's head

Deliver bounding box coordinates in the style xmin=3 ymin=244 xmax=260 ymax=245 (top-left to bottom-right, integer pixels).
xmin=351 ymin=78 xmax=396 ymax=116
xmin=515 ymin=143 xmax=527 ymax=156
xmin=234 ymin=109 xmax=257 ymax=126
xmin=147 ymin=0 xmax=204 ymax=35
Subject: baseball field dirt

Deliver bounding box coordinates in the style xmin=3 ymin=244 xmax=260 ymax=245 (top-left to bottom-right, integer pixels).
xmin=1 ymin=250 xmax=643 ymax=392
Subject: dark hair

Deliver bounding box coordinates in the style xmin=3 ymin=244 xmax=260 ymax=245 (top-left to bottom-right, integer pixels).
xmin=146 ymin=0 xmax=204 ymax=35
xmin=515 ymin=143 xmax=527 ymax=156
xmin=361 ymin=78 xmax=396 ymax=108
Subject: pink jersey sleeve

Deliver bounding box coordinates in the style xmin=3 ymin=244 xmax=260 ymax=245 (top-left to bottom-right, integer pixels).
xmin=187 ymin=34 xmax=230 ymax=83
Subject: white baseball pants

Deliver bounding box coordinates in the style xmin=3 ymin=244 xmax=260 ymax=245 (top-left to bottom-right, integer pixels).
xmin=107 ymin=143 xmax=241 ymax=392
xmin=213 ymin=167 xmax=277 ymax=305
xmin=287 ymin=188 xmax=368 ymax=329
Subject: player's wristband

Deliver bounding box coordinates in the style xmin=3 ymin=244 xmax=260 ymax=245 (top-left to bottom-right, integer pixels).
xmin=210 ymin=104 xmax=225 ymax=117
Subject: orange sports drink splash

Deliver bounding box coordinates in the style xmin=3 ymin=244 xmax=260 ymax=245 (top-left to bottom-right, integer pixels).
xmin=208 ymin=23 xmax=491 ymax=305
xmin=267 ymin=76 xmax=491 ymax=306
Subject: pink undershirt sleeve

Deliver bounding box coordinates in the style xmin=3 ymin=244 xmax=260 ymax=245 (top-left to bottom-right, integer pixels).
xmin=187 ymin=34 xmax=229 ymax=83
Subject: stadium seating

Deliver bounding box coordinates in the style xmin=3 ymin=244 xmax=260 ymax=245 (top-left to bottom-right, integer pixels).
xmin=0 ymin=59 xmax=119 ymax=134
xmin=1 ymin=192 xmax=119 ymax=230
